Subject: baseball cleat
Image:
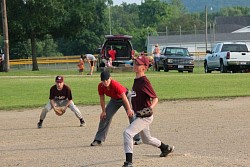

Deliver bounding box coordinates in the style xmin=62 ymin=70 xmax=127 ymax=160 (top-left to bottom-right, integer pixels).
xmin=37 ymin=122 xmax=43 ymax=129
xmin=160 ymin=145 xmax=174 ymax=157
xmin=122 ymin=161 xmax=133 ymax=167
xmin=80 ymin=120 xmax=85 ymax=127
xmin=90 ymin=140 xmax=102 ymax=146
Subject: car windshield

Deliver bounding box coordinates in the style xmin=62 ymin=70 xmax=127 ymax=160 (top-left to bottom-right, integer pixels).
xmin=165 ymin=48 xmax=189 ymax=56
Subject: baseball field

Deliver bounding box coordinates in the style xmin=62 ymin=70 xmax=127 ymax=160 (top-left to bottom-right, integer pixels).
xmin=1 ymin=97 xmax=249 ymax=167
xmin=0 ymin=70 xmax=250 ymax=166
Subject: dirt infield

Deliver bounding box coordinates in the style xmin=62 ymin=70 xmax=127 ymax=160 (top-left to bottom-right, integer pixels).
xmin=0 ymin=97 xmax=249 ymax=167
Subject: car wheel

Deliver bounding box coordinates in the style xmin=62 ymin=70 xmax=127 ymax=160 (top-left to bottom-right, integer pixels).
xmin=188 ymin=69 xmax=193 ymax=73
xmin=178 ymin=70 xmax=183 ymax=73
xmin=204 ymin=61 xmax=211 ymax=73
xmin=220 ymin=60 xmax=227 ymax=73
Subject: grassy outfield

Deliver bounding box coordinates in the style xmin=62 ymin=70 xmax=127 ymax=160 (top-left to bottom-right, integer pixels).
xmin=1 ymin=68 xmax=250 ymax=110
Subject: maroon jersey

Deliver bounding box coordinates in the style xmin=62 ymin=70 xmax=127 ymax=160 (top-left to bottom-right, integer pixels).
xmin=131 ymin=76 xmax=157 ymax=112
xmin=49 ymin=84 xmax=72 ymax=100
xmin=98 ymin=80 xmax=127 ymax=99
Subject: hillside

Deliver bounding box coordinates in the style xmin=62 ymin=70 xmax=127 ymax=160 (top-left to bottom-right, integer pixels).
xmin=165 ymin=0 xmax=250 ymax=13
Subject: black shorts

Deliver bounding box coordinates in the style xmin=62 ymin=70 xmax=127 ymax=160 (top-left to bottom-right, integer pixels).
xmin=90 ymin=61 xmax=94 ymax=67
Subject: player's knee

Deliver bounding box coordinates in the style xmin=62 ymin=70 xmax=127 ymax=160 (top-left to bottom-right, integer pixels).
xmin=123 ymin=129 xmax=133 ymax=139
xmin=42 ymin=108 xmax=49 ymax=113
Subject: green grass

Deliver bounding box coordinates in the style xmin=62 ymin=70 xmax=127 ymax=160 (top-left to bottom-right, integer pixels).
xmin=1 ymin=68 xmax=250 ymax=110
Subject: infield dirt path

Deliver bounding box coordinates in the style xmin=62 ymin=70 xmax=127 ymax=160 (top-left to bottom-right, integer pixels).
xmin=0 ymin=97 xmax=249 ymax=167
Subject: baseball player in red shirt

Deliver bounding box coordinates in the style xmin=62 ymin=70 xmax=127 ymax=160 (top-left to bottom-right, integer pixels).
xmin=90 ymin=71 xmax=141 ymax=146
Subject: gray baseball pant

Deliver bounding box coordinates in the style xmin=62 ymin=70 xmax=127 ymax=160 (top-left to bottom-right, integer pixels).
xmin=94 ymin=98 xmax=141 ymax=142
xmin=40 ymin=100 xmax=83 ymax=120
xmin=123 ymin=115 xmax=161 ymax=153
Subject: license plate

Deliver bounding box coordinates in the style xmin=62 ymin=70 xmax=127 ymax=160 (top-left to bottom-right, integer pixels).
xmin=178 ymin=65 xmax=184 ymax=68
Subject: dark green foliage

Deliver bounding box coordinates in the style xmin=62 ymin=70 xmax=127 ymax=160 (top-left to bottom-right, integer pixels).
xmin=1 ymin=0 xmax=249 ymax=64
xmin=163 ymin=0 xmax=250 ymax=12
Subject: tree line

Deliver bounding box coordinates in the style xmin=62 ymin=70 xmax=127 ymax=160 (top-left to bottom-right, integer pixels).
xmin=1 ymin=0 xmax=250 ymax=71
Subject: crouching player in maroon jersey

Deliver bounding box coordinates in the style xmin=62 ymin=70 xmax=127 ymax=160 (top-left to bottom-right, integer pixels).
xmin=37 ymin=76 xmax=85 ymax=128
xmin=122 ymin=56 xmax=174 ymax=167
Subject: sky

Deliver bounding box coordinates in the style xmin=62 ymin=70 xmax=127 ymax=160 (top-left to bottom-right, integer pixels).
xmin=113 ymin=0 xmax=141 ymax=6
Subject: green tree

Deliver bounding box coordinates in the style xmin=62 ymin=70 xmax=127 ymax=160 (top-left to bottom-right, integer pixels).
xmin=139 ymin=0 xmax=171 ymax=27
xmin=7 ymin=0 xmax=66 ymax=71
xmin=36 ymin=35 xmax=62 ymax=57
xmin=219 ymin=6 xmax=250 ymax=16
xmin=55 ymin=0 xmax=108 ymax=55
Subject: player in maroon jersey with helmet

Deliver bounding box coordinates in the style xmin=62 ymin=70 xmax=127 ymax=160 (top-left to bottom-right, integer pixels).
xmin=37 ymin=76 xmax=85 ymax=128
xmin=122 ymin=56 xmax=174 ymax=167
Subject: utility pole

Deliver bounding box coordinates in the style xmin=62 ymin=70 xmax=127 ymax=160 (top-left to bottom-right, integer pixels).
xmin=179 ymin=25 xmax=182 ymax=47
xmin=109 ymin=5 xmax=111 ymax=35
xmin=1 ymin=0 xmax=9 ymax=72
xmin=205 ymin=5 xmax=208 ymax=51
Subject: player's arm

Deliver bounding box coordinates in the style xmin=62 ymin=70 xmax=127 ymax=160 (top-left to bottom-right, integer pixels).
xmin=64 ymin=99 xmax=72 ymax=111
xmin=50 ymin=99 xmax=56 ymax=111
xmin=121 ymin=93 xmax=134 ymax=117
xmin=99 ymin=95 xmax=106 ymax=120
xmin=150 ymin=97 xmax=158 ymax=110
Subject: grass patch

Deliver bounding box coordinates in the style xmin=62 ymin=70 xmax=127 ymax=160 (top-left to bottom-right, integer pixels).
xmin=1 ymin=69 xmax=250 ymax=110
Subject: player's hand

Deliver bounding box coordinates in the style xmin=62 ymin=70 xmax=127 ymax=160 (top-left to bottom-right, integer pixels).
xmin=100 ymin=111 xmax=106 ymax=120
xmin=127 ymin=109 xmax=134 ymax=118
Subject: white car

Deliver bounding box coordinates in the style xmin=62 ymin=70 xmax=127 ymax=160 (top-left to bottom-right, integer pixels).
xmin=204 ymin=42 xmax=250 ymax=73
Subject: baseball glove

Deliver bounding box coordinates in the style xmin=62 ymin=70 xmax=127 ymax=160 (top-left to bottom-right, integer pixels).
xmin=136 ymin=107 xmax=153 ymax=118
xmin=54 ymin=107 xmax=66 ymax=116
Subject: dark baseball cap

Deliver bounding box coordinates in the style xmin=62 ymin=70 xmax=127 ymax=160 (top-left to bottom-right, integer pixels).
xmin=55 ymin=76 xmax=64 ymax=83
xmin=100 ymin=71 xmax=110 ymax=81
xmin=135 ymin=56 xmax=150 ymax=67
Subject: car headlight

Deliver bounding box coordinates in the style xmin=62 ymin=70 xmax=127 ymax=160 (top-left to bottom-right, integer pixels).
xmin=189 ymin=60 xmax=194 ymax=64
xmin=168 ymin=59 xmax=173 ymax=63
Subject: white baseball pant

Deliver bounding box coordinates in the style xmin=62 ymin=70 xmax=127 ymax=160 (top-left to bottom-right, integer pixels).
xmin=123 ymin=115 xmax=161 ymax=153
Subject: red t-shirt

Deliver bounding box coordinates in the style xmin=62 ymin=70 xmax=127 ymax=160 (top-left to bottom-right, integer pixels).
xmin=108 ymin=49 xmax=116 ymax=60
xmin=131 ymin=76 xmax=157 ymax=112
xmin=98 ymin=80 xmax=126 ymax=99
xmin=49 ymin=84 xmax=73 ymax=100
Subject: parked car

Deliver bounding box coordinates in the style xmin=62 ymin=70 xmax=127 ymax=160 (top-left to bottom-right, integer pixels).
xmin=97 ymin=35 xmax=135 ymax=71
xmin=157 ymin=47 xmax=194 ymax=72
xmin=204 ymin=42 xmax=250 ymax=73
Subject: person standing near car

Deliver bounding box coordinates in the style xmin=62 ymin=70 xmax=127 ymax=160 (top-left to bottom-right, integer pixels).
xmin=153 ymin=44 xmax=160 ymax=71
xmin=108 ymin=47 xmax=116 ymax=67
xmin=82 ymin=54 xmax=97 ymax=75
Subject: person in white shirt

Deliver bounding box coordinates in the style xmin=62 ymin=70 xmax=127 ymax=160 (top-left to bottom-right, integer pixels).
xmin=82 ymin=54 xmax=97 ymax=75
